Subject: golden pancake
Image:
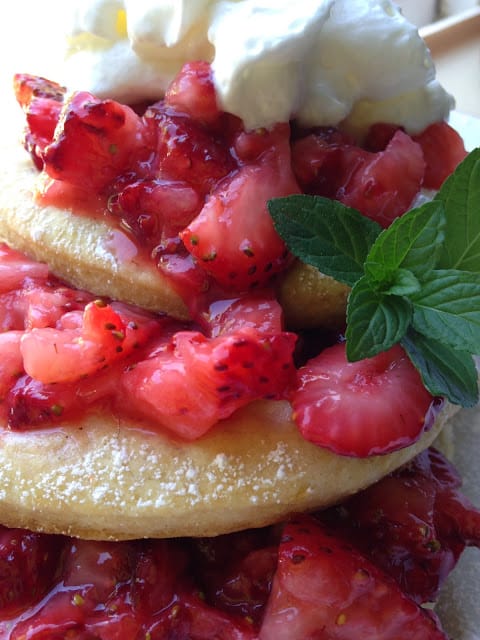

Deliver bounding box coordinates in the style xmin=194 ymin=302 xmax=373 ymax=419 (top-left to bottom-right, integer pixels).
xmin=0 ymin=399 xmax=458 ymax=540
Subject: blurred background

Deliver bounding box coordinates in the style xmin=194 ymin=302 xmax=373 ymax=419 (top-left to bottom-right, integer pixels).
xmin=397 ymin=0 xmax=479 ymax=26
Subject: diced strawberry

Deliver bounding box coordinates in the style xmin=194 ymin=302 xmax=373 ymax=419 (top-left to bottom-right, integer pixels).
xmin=204 ymin=293 xmax=284 ymax=337
xmin=363 ymin=122 xmax=402 ymax=152
xmin=23 ymin=285 xmax=93 ymax=330
xmin=25 ymin=98 xmax=64 ymax=169
xmin=164 ymin=61 xmax=222 ymax=126
xmin=260 ymin=514 xmax=448 ymax=640
xmin=0 ymin=526 xmax=64 ymax=618
xmin=292 ymin=128 xmax=425 ymax=227
xmin=191 ymin=528 xmax=279 ymax=627
xmin=0 ymin=243 xmax=49 ymax=293
xmin=291 ymin=342 xmax=434 ymax=456
xmin=154 ymin=250 xmax=212 ymax=317
xmin=0 ymin=331 xmax=23 ymax=406
xmin=6 ymin=375 xmax=82 ymax=428
xmin=181 ymin=124 xmax=300 ymax=291
xmin=63 ymin=539 xmax=135 ymax=602
xmin=413 ymin=121 xmax=467 ymax=190
xmin=9 ymin=539 xmax=140 ymax=640
xmin=321 ymin=447 xmax=480 ymax=604
xmin=121 ymin=327 xmax=296 ymax=439
xmin=13 ymin=74 xmax=65 ymax=170
xmin=145 ymin=107 xmax=236 ymax=194
xmin=43 ymin=91 xmax=153 ymax=192
xmin=108 ymin=177 xmax=202 ymax=250
xmin=13 ymin=73 xmax=65 ymax=109
xmin=20 ymin=300 xmax=159 ymax=384
xmin=340 ymin=130 xmax=425 ymax=226
xmin=291 ymin=129 xmax=370 ymax=196
xmin=7 ymin=536 xmax=257 ymax=640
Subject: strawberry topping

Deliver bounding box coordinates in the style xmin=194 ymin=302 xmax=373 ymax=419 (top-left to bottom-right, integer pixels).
xmin=13 ymin=65 xmax=467 ymax=306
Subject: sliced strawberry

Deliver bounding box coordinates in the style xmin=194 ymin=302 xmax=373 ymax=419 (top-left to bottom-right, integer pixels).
xmin=260 ymin=514 xmax=447 ymax=640
xmin=291 ymin=342 xmax=434 ymax=456
xmin=43 ymin=91 xmax=153 ymax=192
xmin=321 ymin=447 xmax=480 ymax=604
xmin=121 ymin=327 xmax=296 ymax=439
xmin=164 ymin=61 xmax=222 ymax=126
xmin=413 ymin=121 xmax=467 ymax=190
xmin=0 ymin=526 xmax=64 ymax=618
xmin=181 ymin=124 xmax=300 ymax=291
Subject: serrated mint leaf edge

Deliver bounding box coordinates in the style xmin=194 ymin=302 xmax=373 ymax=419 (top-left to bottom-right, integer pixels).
xmin=346 ymin=276 xmax=411 ymax=361
xmin=268 ymin=194 xmax=381 ymax=286
xmin=402 ymin=330 xmax=479 ymax=407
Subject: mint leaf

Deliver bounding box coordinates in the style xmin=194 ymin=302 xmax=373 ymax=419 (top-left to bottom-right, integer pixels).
xmin=402 ymin=330 xmax=479 ymax=407
xmin=268 ymin=151 xmax=480 ymax=408
xmin=411 ymin=269 xmax=480 ymax=353
xmin=364 ymin=200 xmax=446 ymax=285
xmin=268 ymin=194 xmax=381 ymax=286
xmin=346 ymin=276 xmax=411 ymax=360
xmin=383 ymin=269 xmax=421 ymax=296
xmin=436 ymin=148 xmax=480 ymax=271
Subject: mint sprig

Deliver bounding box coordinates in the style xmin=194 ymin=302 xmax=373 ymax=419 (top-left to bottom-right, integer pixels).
xmin=269 ymin=194 xmax=381 ymax=286
xmin=268 ymin=148 xmax=480 ymax=407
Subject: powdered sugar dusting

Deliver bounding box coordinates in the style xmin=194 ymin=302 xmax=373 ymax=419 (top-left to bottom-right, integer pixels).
xmin=0 ymin=424 xmax=308 ymax=524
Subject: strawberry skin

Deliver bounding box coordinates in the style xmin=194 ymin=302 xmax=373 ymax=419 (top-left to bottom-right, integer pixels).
xmin=259 ymin=514 xmax=447 ymax=640
xmin=181 ymin=123 xmax=300 ymax=292
xmin=43 ymin=91 xmax=152 ymax=192
xmin=291 ymin=342 xmax=434 ymax=457
xmin=121 ymin=327 xmax=297 ymax=439
xmin=321 ymin=447 xmax=480 ymax=604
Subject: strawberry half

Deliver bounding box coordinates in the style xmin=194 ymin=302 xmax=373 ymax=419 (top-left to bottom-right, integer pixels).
xmin=291 ymin=342 xmax=434 ymax=456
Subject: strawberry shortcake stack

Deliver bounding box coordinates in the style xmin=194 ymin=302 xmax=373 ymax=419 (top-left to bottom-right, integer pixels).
xmin=0 ymin=0 xmax=479 ymax=637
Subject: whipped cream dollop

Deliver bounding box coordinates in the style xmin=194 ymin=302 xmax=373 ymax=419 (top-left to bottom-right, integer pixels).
xmin=55 ymin=0 xmax=453 ymax=133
